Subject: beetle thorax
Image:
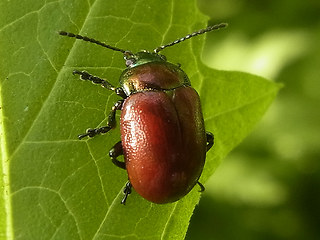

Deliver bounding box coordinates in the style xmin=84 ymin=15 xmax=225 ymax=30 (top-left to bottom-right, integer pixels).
xmin=120 ymin=60 xmax=191 ymax=95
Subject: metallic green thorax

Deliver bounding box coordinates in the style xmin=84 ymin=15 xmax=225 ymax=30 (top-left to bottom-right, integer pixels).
xmin=125 ymin=51 xmax=167 ymax=67
xmin=120 ymin=51 xmax=191 ymax=96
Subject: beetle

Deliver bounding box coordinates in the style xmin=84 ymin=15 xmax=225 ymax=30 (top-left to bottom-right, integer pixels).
xmin=59 ymin=23 xmax=227 ymax=204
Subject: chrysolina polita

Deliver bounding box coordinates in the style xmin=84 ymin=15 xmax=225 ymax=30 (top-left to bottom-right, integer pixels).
xmin=59 ymin=23 xmax=227 ymax=204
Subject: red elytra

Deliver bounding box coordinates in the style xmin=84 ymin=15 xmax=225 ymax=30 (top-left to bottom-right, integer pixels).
xmin=121 ymin=88 xmax=206 ymax=203
xmin=59 ymin=23 xmax=226 ymax=204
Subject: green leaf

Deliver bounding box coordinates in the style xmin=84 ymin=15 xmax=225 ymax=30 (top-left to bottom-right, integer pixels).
xmin=0 ymin=0 xmax=280 ymax=239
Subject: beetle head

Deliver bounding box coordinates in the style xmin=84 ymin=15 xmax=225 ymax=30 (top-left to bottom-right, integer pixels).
xmin=124 ymin=51 xmax=167 ymax=68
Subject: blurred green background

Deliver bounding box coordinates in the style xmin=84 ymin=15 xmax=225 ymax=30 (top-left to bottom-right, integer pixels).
xmin=187 ymin=0 xmax=320 ymax=239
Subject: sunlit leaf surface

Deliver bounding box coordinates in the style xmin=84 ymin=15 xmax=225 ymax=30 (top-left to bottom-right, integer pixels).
xmin=0 ymin=0 xmax=279 ymax=239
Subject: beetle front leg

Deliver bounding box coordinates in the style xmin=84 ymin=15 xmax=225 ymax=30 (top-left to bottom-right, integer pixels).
xmin=109 ymin=141 xmax=126 ymax=170
xmin=121 ymin=181 xmax=132 ymax=205
xmin=73 ymin=70 xmax=126 ymax=98
xmin=206 ymin=131 xmax=214 ymax=152
xmin=78 ymin=100 xmax=124 ymax=139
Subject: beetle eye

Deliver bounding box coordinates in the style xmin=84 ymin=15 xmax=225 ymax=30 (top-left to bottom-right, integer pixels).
xmin=124 ymin=51 xmax=136 ymax=67
xmin=125 ymin=58 xmax=136 ymax=67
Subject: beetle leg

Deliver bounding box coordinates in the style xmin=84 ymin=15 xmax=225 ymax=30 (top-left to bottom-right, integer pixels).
xmin=121 ymin=181 xmax=132 ymax=205
xmin=206 ymin=131 xmax=214 ymax=152
xmin=109 ymin=141 xmax=126 ymax=170
xmin=73 ymin=70 xmax=126 ymax=98
xmin=197 ymin=181 xmax=205 ymax=192
xmin=78 ymin=100 xmax=124 ymax=139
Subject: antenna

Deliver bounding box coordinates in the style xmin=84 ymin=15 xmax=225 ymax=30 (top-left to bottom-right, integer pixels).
xmin=153 ymin=23 xmax=228 ymax=53
xmin=58 ymin=31 xmax=128 ymax=53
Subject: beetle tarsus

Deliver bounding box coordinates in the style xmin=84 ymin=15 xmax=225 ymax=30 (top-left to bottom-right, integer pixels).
xmin=109 ymin=141 xmax=126 ymax=169
xmin=206 ymin=132 xmax=214 ymax=152
xmin=78 ymin=100 xmax=124 ymax=139
xmin=78 ymin=129 xmax=94 ymax=139
xmin=78 ymin=126 xmax=112 ymax=139
xmin=121 ymin=182 xmax=132 ymax=205
xmin=197 ymin=181 xmax=205 ymax=192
